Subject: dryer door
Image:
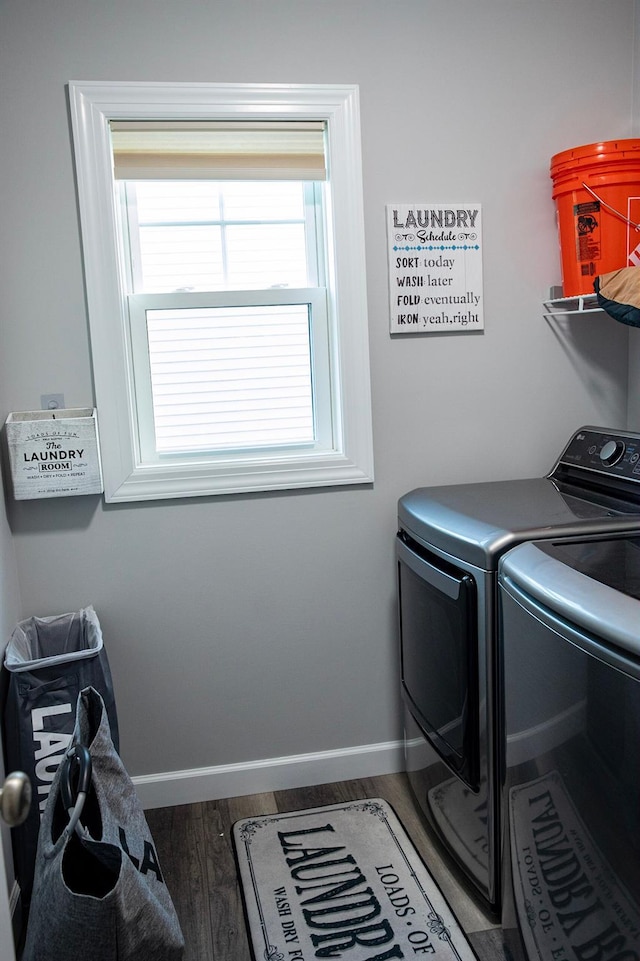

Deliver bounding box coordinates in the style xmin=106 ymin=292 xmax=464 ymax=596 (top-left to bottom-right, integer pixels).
xmin=397 ymin=531 xmax=479 ymax=790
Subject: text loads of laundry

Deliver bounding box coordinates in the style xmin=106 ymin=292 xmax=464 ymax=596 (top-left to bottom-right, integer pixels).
xmin=386 ymin=204 xmax=484 ymax=334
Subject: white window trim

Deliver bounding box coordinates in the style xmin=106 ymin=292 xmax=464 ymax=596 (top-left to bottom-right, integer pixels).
xmin=67 ymin=81 xmax=374 ymax=502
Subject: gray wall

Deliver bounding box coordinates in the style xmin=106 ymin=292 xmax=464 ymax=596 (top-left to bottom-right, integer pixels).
xmin=0 ymin=0 xmax=636 ymax=782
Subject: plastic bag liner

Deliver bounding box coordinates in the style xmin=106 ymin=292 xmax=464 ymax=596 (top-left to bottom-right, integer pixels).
xmin=2 ymin=606 xmax=119 ymax=901
xmin=22 ymin=687 xmax=184 ymax=961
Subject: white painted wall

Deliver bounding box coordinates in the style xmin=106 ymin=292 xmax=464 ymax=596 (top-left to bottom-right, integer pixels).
xmin=0 ymin=0 xmax=636 ymax=807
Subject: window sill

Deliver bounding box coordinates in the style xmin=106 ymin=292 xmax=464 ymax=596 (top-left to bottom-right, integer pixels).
xmin=103 ymin=450 xmax=374 ymax=502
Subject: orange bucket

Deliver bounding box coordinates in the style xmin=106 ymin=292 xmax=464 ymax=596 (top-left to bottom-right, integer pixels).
xmin=550 ymin=139 xmax=640 ymax=296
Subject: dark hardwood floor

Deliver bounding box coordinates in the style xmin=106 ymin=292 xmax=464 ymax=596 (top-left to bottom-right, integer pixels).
xmin=145 ymin=772 xmax=518 ymax=961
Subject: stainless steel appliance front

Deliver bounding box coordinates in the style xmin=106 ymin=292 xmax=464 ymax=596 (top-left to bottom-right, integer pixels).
xmin=397 ymin=426 xmax=640 ymax=914
xmin=499 ymin=534 xmax=640 ymax=961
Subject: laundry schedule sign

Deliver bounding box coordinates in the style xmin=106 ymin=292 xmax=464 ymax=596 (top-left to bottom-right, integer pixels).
xmin=387 ymin=203 xmax=484 ymax=334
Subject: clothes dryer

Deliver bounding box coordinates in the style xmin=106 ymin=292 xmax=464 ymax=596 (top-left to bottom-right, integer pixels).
xmin=397 ymin=426 xmax=640 ymax=913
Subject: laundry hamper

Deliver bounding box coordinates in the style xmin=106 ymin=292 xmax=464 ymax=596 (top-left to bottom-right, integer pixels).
xmin=22 ymin=687 xmax=184 ymax=961
xmin=2 ymin=605 xmax=118 ymax=900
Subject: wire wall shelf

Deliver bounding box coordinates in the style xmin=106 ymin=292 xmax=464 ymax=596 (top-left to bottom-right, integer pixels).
xmin=543 ymin=287 xmax=603 ymax=321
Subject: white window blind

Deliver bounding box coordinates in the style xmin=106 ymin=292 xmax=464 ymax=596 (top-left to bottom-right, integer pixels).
xmin=146 ymin=304 xmax=314 ymax=452
xmin=128 ymin=291 xmax=328 ymax=456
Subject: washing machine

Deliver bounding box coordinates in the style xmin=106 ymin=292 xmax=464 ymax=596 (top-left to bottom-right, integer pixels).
xmin=397 ymin=426 xmax=640 ymax=914
xmin=499 ymin=532 xmax=640 ymax=961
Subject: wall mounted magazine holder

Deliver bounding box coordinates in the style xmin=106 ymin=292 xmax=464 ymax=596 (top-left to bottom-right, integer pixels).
xmin=5 ymin=407 xmax=103 ymax=499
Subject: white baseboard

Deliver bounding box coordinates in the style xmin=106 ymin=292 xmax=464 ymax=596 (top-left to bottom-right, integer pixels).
xmin=134 ymin=738 xmax=405 ymax=810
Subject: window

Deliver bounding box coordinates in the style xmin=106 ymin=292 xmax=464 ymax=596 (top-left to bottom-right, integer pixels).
xmin=68 ymin=83 xmax=373 ymax=501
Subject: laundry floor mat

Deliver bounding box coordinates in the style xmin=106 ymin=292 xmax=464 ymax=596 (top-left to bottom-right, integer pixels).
xmin=233 ymin=797 xmax=476 ymax=961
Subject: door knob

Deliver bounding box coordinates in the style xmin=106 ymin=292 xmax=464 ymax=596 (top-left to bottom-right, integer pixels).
xmin=0 ymin=772 xmax=31 ymax=827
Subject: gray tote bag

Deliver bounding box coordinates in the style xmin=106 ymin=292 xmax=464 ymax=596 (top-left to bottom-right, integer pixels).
xmin=22 ymin=687 xmax=184 ymax=961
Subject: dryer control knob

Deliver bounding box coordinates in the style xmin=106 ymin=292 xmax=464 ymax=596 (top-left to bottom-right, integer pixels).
xmin=600 ymin=439 xmax=625 ymax=466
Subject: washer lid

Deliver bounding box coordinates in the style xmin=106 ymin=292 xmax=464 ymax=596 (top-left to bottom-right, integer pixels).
xmin=499 ymin=536 xmax=640 ymax=656
xmin=534 ymin=535 xmax=640 ymax=599
xmin=398 ymin=477 xmax=632 ymax=569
